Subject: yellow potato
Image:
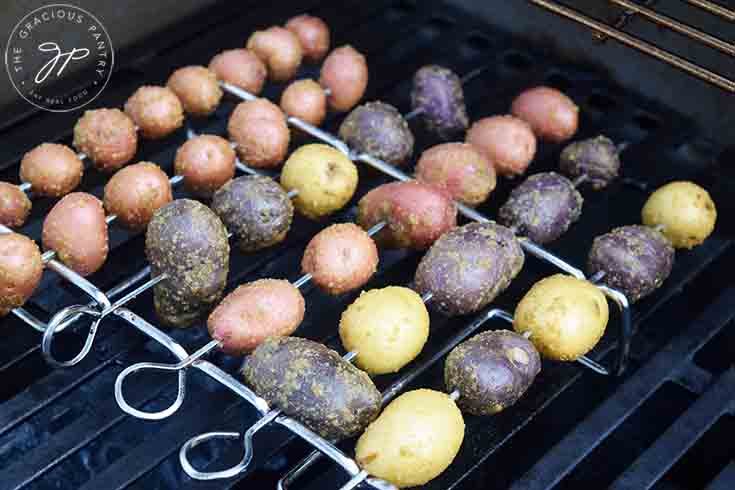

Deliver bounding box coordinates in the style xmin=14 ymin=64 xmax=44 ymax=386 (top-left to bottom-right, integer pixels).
xmin=641 ymin=181 xmax=716 ymax=249
xmin=355 ymin=389 xmax=464 ymax=488
xmin=513 ymin=274 xmax=608 ymax=361
xmin=339 ymin=287 xmax=429 ymax=374
xmin=280 ymin=144 xmax=358 ymax=219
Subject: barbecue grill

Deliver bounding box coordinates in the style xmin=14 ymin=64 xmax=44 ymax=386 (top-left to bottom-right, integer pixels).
xmin=0 ymin=1 xmax=733 ymax=489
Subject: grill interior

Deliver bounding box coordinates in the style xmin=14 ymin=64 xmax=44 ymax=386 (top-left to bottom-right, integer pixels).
xmin=1 ymin=1 xmax=734 ymax=489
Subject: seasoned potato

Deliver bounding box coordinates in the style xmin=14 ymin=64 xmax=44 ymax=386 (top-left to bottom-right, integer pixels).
xmin=641 ymin=181 xmax=716 ymax=249
xmin=514 ymin=274 xmax=608 ymax=360
xmin=285 ymin=14 xmax=330 ymax=62
xmin=560 ymin=135 xmax=620 ymax=189
xmin=319 ymin=45 xmax=368 ymax=112
xmin=227 ymin=98 xmax=290 ymax=168
xmin=511 ymin=86 xmax=579 ymax=143
xmin=167 ymin=66 xmax=223 ymax=116
xmin=0 ymin=233 xmax=43 ymax=313
xmin=339 ymin=101 xmax=414 ymax=166
xmin=73 ymin=108 xmax=138 ymax=172
xmin=465 ymin=115 xmax=537 ymax=177
xmin=587 ymin=225 xmax=674 ymax=303
xmin=280 ymin=79 xmax=327 ymax=126
xmin=280 ymin=144 xmax=358 ymax=219
xmin=208 ymin=279 xmax=304 ymax=354
xmin=415 ymin=222 xmax=524 ymax=316
xmin=246 ymin=26 xmax=303 ymax=82
xmin=498 ymin=171 xmax=583 ymax=244
xmin=357 ymin=180 xmax=457 ymax=250
xmin=209 ymin=49 xmax=267 ymax=95
xmin=355 ymin=389 xmax=464 ymax=488
xmin=411 ymin=65 xmax=469 ymax=139
xmin=104 ymin=162 xmax=173 ymax=231
xmin=0 ymin=182 xmax=31 ymax=228
xmin=146 ymin=199 xmax=229 ymax=327
xmin=20 ymin=143 xmax=84 ymax=197
xmin=445 ymin=330 xmax=540 ymax=415
xmin=124 ymin=86 xmax=184 ymax=139
xmin=174 ymin=134 xmax=236 ymax=198
xmin=339 ymin=286 xmax=429 ymax=375
xmin=243 ymin=336 xmax=381 ymax=440
xmin=415 ymin=142 xmax=496 ymax=206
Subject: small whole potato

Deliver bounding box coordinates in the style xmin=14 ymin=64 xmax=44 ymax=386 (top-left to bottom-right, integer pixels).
xmin=208 ymin=279 xmax=305 ymax=354
xmin=357 ymin=180 xmax=457 ymax=250
xmin=339 ymin=101 xmax=414 ymax=166
xmin=465 ymin=115 xmax=537 ymax=177
xmin=319 ymin=45 xmax=368 ymax=112
xmin=445 ymin=330 xmax=541 ymax=415
xmin=641 ymin=181 xmax=716 ymax=249
xmin=560 ymin=135 xmax=620 ymax=189
xmin=43 ymin=192 xmax=109 ymax=276
xmin=0 ymin=233 xmax=43 ymax=312
xmin=124 ymin=86 xmax=184 ymax=139
xmin=498 ymin=171 xmax=583 ymax=244
xmin=280 ymin=79 xmax=327 ymax=126
xmin=355 ymin=389 xmax=464 ymax=488
xmin=411 ymin=65 xmax=469 ymax=139
xmin=20 ymin=143 xmax=84 ymax=197
xmin=511 ymin=86 xmax=579 ymax=143
xmin=415 ymin=142 xmax=496 ymax=206
xmin=339 ymin=286 xmax=429 ymax=374
xmin=243 ymin=336 xmax=381 ymax=440
xmin=587 ymin=225 xmax=674 ymax=303
xmin=209 ymin=49 xmax=267 ymax=95
xmin=211 ymin=175 xmax=293 ymax=252
xmin=0 ymin=182 xmax=32 ymax=228
xmin=166 ymin=65 xmax=223 ymax=116
xmin=514 ymin=274 xmax=608 ymax=361
xmin=174 ymin=134 xmax=236 ymax=198
xmin=73 ymin=108 xmax=138 ymax=172
xmin=302 ymin=223 xmax=378 ymax=295
xmin=246 ymin=26 xmax=303 ymax=82
xmin=415 ymin=222 xmax=524 ymax=316
xmin=228 ymin=99 xmax=290 ymax=168
xmin=280 ymin=144 xmax=358 ymax=219
xmin=285 ymin=14 xmax=330 ymax=62
xmin=104 ymin=162 xmax=173 ymax=231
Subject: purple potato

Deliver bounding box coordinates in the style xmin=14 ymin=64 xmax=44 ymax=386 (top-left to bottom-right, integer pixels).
xmin=414 ymin=222 xmax=524 ymax=316
xmin=498 ymin=171 xmax=583 ymax=244
xmin=587 ymin=225 xmax=674 ymax=303
xmin=560 ymin=135 xmax=621 ymax=189
xmin=338 ymin=101 xmax=414 ymax=166
xmin=411 ymin=65 xmax=469 ymax=140
xmin=445 ymin=330 xmax=541 ymax=415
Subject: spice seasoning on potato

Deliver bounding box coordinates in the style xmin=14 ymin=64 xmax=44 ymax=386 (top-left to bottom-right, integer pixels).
xmin=246 ymin=26 xmax=303 ymax=82
xmin=209 ymin=49 xmax=267 ymax=95
xmin=0 ymin=182 xmax=32 ymax=228
xmin=124 ymin=86 xmax=184 ymax=139
xmin=320 ymin=45 xmax=368 ymax=112
xmin=339 ymin=101 xmax=414 ymax=166
xmin=511 ymin=86 xmax=579 ymax=143
xmin=73 ymin=108 xmax=138 ymax=172
xmin=104 ymin=162 xmax=173 ymax=231
xmin=560 ymin=135 xmax=620 ymax=189
xmin=167 ymin=65 xmax=223 ymax=116
xmin=20 ymin=143 xmax=84 ymax=197
xmin=411 ymin=65 xmax=469 ymax=139
xmin=285 ymin=14 xmax=330 ymax=63
xmin=174 ymin=134 xmax=236 ymax=198
xmin=280 ymin=79 xmax=327 ymax=126
xmin=227 ymin=99 xmax=290 ymax=168
xmin=465 ymin=115 xmax=537 ymax=177
xmin=0 ymin=233 xmax=43 ymax=313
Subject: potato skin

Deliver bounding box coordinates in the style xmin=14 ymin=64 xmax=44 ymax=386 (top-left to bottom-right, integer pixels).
xmin=357 ymin=180 xmax=457 ymax=250
xmin=0 ymin=233 xmax=43 ymax=312
xmin=42 ymin=193 xmax=108 ymax=276
xmin=498 ymin=171 xmax=583 ymax=244
xmin=246 ymin=26 xmax=303 ymax=82
xmin=355 ymin=389 xmax=464 ymax=488
xmin=20 ymin=143 xmax=83 ymax=197
xmin=73 ymin=108 xmax=138 ymax=172
xmin=228 ymin=99 xmax=290 ymax=168
xmin=104 ymin=162 xmax=173 ymax=231
xmin=445 ymin=330 xmax=540 ymax=415
xmin=411 ymin=65 xmax=469 ymax=139
xmin=209 ymin=49 xmax=267 ymax=95
xmin=415 ymin=222 xmax=524 ymax=316
xmin=146 ymin=199 xmax=230 ymax=327
xmin=280 ymin=144 xmax=358 ymax=219
xmin=302 ymin=223 xmax=378 ymax=295
xmin=587 ymin=225 xmax=674 ymax=303
xmin=285 ymin=14 xmax=330 ymax=62
xmin=0 ymin=183 xmax=31 ymax=228
xmin=560 ymin=135 xmax=620 ymax=189
xmin=243 ymin=336 xmax=381 ymax=440
xmin=280 ymin=79 xmax=327 ymax=126
xmin=124 ymin=86 xmax=184 ymax=139
xmin=339 ymin=101 xmax=414 ymax=166
xmin=175 ymin=135 xmax=236 ymax=198
xmin=514 ymin=274 xmax=608 ymax=361
xmin=208 ymin=279 xmax=304 ymax=354
xmin=167 ymin=66 xmax=223 ymax=116
xmin=511 ymin=86 xmax=579 ymax=143
xmin=641 ymin=181 xmax=716 ymax=249
xmin=415 ymin=142 xmax=496 ymax=206
xmin=339 ymin=287 xmax=429 ymax=374
xmin=211 ymin=175 xmax=293 ymax=252
xmin=465 ymin=115 xmax=537 ymax=177
xmin=320 ymin=45 xmax=368 ymax=112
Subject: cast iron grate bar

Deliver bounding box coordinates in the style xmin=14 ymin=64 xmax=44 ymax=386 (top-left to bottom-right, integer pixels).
xmin=707 ymin=462 xmax=735 ymax=490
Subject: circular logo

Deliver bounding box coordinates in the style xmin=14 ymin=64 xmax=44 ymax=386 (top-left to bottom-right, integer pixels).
xmin=5 ymin=4 xmax=114 ymax=112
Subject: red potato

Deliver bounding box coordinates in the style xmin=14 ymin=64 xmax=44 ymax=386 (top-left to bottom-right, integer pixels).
xmin=0 ymin=182 xmax=31 ymax=228
xmin=174 ymin=134 xmax=236 ymax=198
xmin=357 ymin=180 xmax=457 ymax=250
xmin=280 ymin=79 xmax=327 ymax=126
xmin=20 ymin=143 xmax=84 ymax=197
xmin=104 ymin=162 xmax=173 ymax=231
xmin=124 ymin=86 xmax=184 ymax=139
xmin=511 ymin=86 xmax=579 ymax=143
xmin=319 ymin=45 xmax=368 ymax=112
xmin=73 ymin=108 xmax=138 ymax=172
xmin=246 ymin=26 xmax=303 ymax=82
xmin=285 ymin=14 xmax=330 ymax=63
xmin=0 ymin=233 xmax=43 ymax=313
xmin=167 ymin=66 xmax=223 ymax=116
xmin=466 ymin=116 xmax=537 ymax=177
xmin=207 ymin=279 xmax=305 ymax=354
xmin=209 ymin=49 xmax=267 ymax=95
xmin=227 ymin=99 xmax=290 ymax=168
xmin=42 ymin=192 xmax=108 ymax=276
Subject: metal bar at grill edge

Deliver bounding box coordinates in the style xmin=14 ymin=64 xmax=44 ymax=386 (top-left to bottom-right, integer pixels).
xmin=685 ymin=0 xmax=735 ymax=21
xmin=528 ymin=0 xmax=735 ymax=93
